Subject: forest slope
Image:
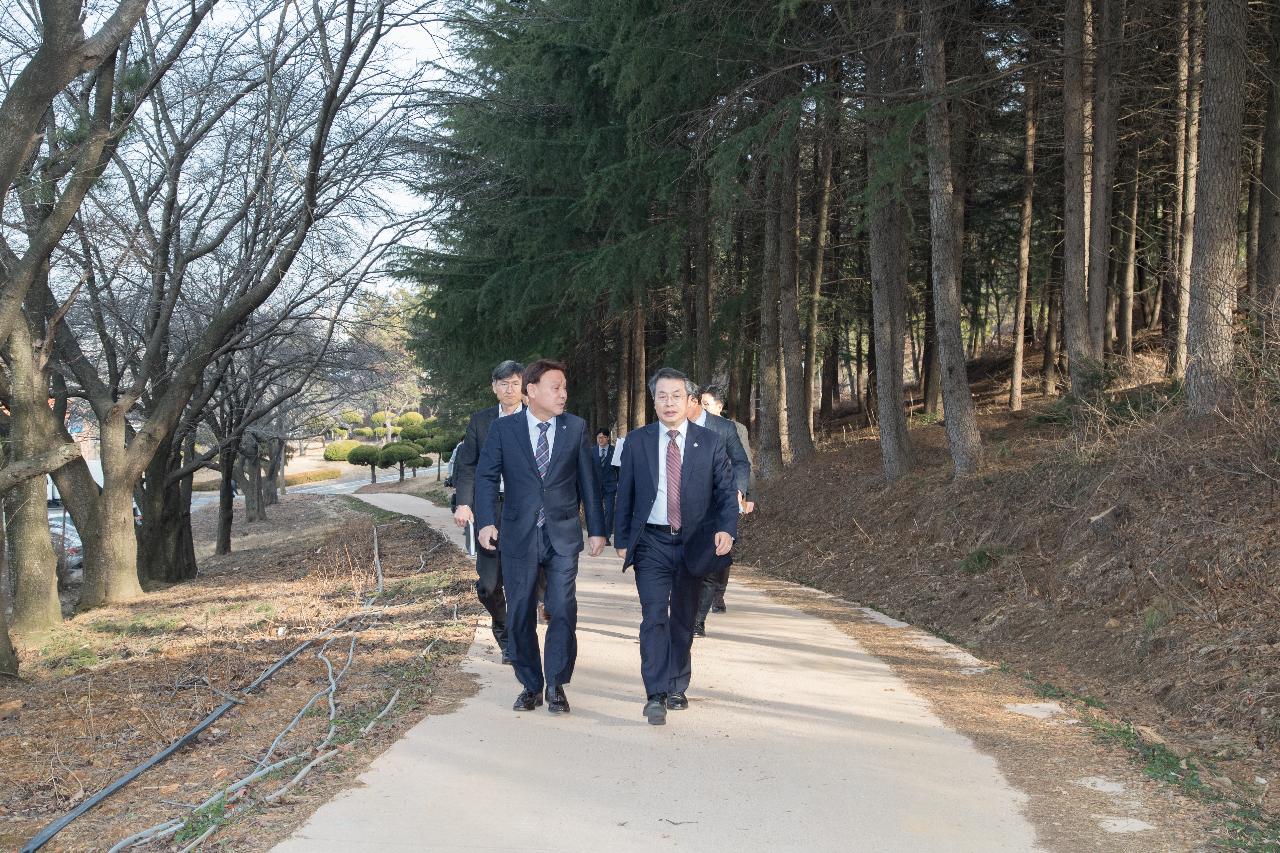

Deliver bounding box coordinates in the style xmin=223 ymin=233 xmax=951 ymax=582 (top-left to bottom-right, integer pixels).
xmin=737 ymin=358 xmax=1280 ymax=813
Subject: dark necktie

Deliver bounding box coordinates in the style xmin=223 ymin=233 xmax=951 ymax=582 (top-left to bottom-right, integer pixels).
xmin=666 ymin=429 xmax=682 ymax=530
xmin=535 ymin=421 xmax=551 ymax=527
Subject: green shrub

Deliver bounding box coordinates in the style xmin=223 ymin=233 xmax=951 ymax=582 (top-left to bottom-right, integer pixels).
xmin=370 ymin=410 xmax=396 ymax=424
xmin=374 ymin=426 xmax=389 ymax=439
xmin=353 ymin=427 xmax=374 ymax=438
xmin=379 ymin=442 xmax=423 ymax=480
xmin=340 ymin=410 xmax=365 ymax=426
xmin=400 ymin=425 xmax=429 ymax=442
xmin=347 ymin=444 xmax=381 ymax=482
xmin=323 ymin=439 xmax=361 ymax=461
xmin=396 ymin=412 xmax=425 ymax=428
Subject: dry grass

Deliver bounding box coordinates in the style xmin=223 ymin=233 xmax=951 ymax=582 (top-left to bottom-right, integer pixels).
xmin=0 ymin=496 xmax=483 ymax=852
xmin=739 ymin=324 xmax=1280 ymax=815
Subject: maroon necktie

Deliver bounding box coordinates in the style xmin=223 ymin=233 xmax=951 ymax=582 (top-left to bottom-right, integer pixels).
xmin=666 ymin=429 xmax=682 ymax=530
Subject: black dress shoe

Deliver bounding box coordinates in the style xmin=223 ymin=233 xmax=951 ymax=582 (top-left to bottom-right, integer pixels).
xmin=711 ymin=603 xmax=727 ymax=614
xmin=665 ymin=692 xmax=688 ymax=710
xmin=513 ymin=689 xmax=543 ymax=711
xmin=643 ymin=694 xmax=667 ymax=725
xmin=693 ymin=621 xmax=706 ymax=637
xmin=546 ymin=685 xmax=570 ymax=714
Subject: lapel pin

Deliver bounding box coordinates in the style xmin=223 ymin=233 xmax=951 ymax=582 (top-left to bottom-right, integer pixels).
xmin=693 ymin=442 xmax=699 ymax=448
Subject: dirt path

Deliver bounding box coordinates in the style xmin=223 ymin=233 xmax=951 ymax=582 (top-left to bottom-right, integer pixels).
xmin=270 ymin=493 xmax=1213 ymax=852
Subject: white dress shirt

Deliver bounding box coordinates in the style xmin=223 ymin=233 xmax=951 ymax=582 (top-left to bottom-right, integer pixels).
xmin=693 ymin=410 xmax=708 ymax=428
xmin=526 ymin=409 xmax=556 ymax=462
xmin=646 ymin=420 xmax=688 ymax=526
xmin=611 ymin=435 xmax=625 ymax=467
xmin=496 ymin=403 xmax=522 ymax=493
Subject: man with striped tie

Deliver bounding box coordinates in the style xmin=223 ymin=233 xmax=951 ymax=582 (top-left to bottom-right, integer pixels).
xmin=614 ymin=368 xmax=739 ymax=725
xmin=475 ymin=359 xmax=607 ymax=714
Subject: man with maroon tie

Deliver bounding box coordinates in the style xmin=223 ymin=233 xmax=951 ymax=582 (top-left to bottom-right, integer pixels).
xmin=613 ymin=367 xmax=739 ymax=726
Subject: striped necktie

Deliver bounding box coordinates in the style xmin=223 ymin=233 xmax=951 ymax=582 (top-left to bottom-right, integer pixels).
xmin=666 ymin=429 xmax=682 ymax=530
xmin=535 ymin=421 xmax=551 ymax=527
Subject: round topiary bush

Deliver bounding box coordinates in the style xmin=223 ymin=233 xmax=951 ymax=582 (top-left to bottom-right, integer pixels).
xmin=379 ymin=442 xmax=423 ymax=481
xmin=322 ymin=439 xmax=361 ymax=461
xmin=400 ymin=425 xmax=428 ymax=443
xmin=353 ymin=427 xmax=374 ymax=438
xmin=396 ymin=412 xmax=425 ymax=428
xmin=340 ymin=410 xmax=365 ymax=426
xmin=347 ymin=444 xmax=381 ymax=482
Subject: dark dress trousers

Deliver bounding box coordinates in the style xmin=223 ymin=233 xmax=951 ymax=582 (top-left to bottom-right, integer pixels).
xmin=614 ymin=422 xmax=738 ymax=697
xmin=697 ymin=412 xmax=752 ymax=621
xmin=595 ymin=444 xmax=618 ymax=541
xmin=475 ymin=412 xmax=606 ymax=693
xmin=454 ymin=404 xmax=523 ymax=646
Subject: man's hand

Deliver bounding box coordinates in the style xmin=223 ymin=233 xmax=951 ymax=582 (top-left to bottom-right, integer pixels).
xmin=588 ymin=536 xmax=606 ymax=557
xmin=453 ymin=504 xmax=474 ymax=528
xmin=738 ymin=492 xmax=755 ymax=515
xmin=714 ymin=531 xmax=734 ymax=556
xmin=478 ymin=525 xmax=498 ymax=550
xmin=616 ymin=548 xmax=627 ymax=561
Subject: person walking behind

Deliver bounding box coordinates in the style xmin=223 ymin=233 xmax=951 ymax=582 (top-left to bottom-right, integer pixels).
xmin=475 ymin=359 xmax=607 ymax=714
xmin=453 ymin=360 xmax=525 ymax=663
xmin=614 ymin=368 xmax=738 ymax=726
xmin=595 ymin=428 xmax=618 ymax=545
xmin=693 ymin=384 xmax=754 ymax=631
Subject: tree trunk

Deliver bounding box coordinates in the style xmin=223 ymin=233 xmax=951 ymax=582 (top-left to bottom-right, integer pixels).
xmin=1063 ymin=0 xmax=1098 ymax=394
xmin=920 ymin=0 xmax=983 ymax=475
xmin=138 ymin=434 xmax=198 ymax=583
xmin=1172 ymin=0 xmax=1204 ymax=377
xmin=1257 ymin=0 xmax=1280 ymax=313
xmin=1247 ymin=132 xmax=1263 ymax=303
xmin=1119 ymin=152 xmax=1140 ymax=359
xmin=821 ymin=307 xmax=840 ymax=420
xmin=1087 ymin=0 xmax=1121 ymax=358
xmin=5 ymin=327 xmax=62 ymax=632
xmin=803 ymin=82 xmax=837 ymax=440
xmin=866 ymin=0 xmax=913 ymax=479
xmin=1186 ymin=0 xmax=1247 ymax=415
xmin=756 ymin=163 xmax=786 ymax=480
xmin=629 ymin=292 xmax=647 ymax=431
xmin=694 ymin=180 xmax=714 ymax=385
xmin=779 ymin=149 xmax=813 ymax=461
xmin=1011 ymin=75 xmax=1038 ymax=411
xmin=216 ymin=435 xmax=239 ymax=556
xmin=615 ymin=318 xmax=630 ymax=434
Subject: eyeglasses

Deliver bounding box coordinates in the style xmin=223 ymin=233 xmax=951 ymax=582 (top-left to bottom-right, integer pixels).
xmin=494 ymin=380 xmax=522 ymax=390
xmin=654 ymin=392 xmax=686 ymax=404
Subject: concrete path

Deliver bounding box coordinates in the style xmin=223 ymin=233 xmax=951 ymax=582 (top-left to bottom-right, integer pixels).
xmin=274 ymin=494 xmax=1042 ymax=852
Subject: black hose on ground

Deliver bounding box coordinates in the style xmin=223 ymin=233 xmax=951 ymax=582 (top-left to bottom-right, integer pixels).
xmin=21 ymin=617 xmax=356 ymax=853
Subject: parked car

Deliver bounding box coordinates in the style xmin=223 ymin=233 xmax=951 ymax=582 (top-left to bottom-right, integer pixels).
xmin=49 ymin=516 xmax=83 ymax=589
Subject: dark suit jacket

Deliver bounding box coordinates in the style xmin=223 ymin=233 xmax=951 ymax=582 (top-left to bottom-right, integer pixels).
xmin=701 ymin=412 xmax=752 ymax=500
xmin=614 ymin=421 xmax=739 ymax=577
xmin=453 ymin=403 xmax=523 ymax=509
xmin=475 ymin=411 xmax=606 ymax=559
xmin=594 ymin=444 xmax=618 ymax=493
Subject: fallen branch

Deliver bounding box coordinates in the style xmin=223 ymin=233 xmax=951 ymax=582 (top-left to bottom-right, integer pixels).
xmin=361 ymin=689 xmax=401 ymax=736
xmin=262 ymin=748 xmax=340 ymax=803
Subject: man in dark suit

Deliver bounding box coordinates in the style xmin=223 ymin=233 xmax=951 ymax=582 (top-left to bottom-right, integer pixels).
xmin=689 ymin=383 xmax=754 ymax=634
xmin=475 ymin=359 xmax=607 ymax=714
xmin=453 ymin=360 xmax=525 ymax=663
xmin=615 ymin=367 xmax=738 ymax=726
xmin=594 ymin=428 xmax=618 ymax=544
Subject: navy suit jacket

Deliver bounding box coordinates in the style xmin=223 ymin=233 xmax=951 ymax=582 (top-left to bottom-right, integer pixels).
xmin=701 ymin=412 xmax=752 ymax=500
xmin=595 ymin=444 xmax=618 ymax=493
xmin=453 ymin=403 xmax=524 ymax=509
xmin=475 ymin=411 xmax=606 ymax=559
xmin=614 ymin=421 xmax=739 ymax=577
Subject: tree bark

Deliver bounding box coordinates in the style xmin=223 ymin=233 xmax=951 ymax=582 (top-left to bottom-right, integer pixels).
xmin=615 ymin=317 xmax=631 ymax=434
xmin=778 ymin=148 xmax=813 ymax=460
xmin=1044 ymin=242 xmax=1063 ymax=395
xmin=1063 ymin=0 xmax=1098 ymax=394
xmin=216 ymin=434 xmax=239 ymax=556
xmin=1087 ymin=0 xmax=1122 ymax=358
xmin=138 ymin=433 xmax=198 ymax=582
xmin=76 ymin=410 xmax=146 ymax=609
xmin=1257 ymin=0 xmax=1280 ymax=313
xmin=865 ymin=0 xmax=913 ymax=479
xmin=803 ymin=79 xmax=837 ymax=440
xmin=920 ymin=0 xmax=983 ymax=475
xmin=1186 ymin=0 xmax=1248 ymax=415
xmin=756 ymin=163 xmax=786 ymax=479
xmin=1011 ymin=74 xmax=1038 ymax=411
xmin=1119 ymin=152 xmax=1141 ymax=359
xmin=694 ymin=180 xmax=714 ymax=385
xmin=630 ymin=289 xmax=647 ymax=430
xmin=1172 ymin=0 xmax=1204 ymax=377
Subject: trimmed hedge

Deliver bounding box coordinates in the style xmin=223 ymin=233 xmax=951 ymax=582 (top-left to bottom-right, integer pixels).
xmin=353 ymin=427 xmax=374 ymax=438
xmin=191 ymin=467 xmax=342 ymax=492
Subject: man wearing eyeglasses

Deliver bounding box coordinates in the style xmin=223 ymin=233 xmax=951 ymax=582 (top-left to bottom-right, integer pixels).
xmin=453 ymin=360 xmax=525 ymax=664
